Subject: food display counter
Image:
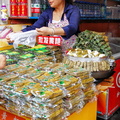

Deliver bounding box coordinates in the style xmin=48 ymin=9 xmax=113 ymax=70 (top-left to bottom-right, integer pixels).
xmin=0 ymin=43 xmax=97 ymax=120
xmin=0 ymin=100 xmax=97 ymax=120
xmin=0 ymin=30 xmax=117 ymax=120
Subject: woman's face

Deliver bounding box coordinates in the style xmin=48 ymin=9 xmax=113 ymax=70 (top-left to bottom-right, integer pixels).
xmin=48 ymin=0 xmax=65 ymax=8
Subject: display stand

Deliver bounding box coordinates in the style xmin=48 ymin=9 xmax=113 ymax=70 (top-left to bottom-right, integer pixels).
xmin=68 ymin=100 xmax=97 ymax=120
xmin=0 ymin=100 xmax=97 ymax=120
xmin=97 ymin=59 xmax=120 ymax=119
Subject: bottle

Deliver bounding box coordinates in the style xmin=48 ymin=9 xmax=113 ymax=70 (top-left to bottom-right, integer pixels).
xmin=43 ymin=0 xmax=47 ymax=11
xmin=32 ymin=0 xmax=41 ymax=17
xmin=31 ymin=0 xmax=35 ymax=17
xmin=0 ymin=3 xmax=8 ymax=24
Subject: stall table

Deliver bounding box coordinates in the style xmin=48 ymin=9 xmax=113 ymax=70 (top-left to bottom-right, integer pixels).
xmin=0 ymin=100 xmax=97 ymax=120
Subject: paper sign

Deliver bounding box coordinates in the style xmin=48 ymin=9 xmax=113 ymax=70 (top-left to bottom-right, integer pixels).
xmin=37 ymin=36 xmax=62 ymax=46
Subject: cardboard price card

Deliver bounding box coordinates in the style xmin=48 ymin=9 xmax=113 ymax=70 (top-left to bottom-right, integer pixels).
xmin=37 ymin=36 xmax=62 ymax=46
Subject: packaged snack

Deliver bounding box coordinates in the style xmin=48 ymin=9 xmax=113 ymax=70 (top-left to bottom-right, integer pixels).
xmin=0 ymin=73 xmax=18 ymax=85
xmin=4 ymin=64 xmax=20 ymax=72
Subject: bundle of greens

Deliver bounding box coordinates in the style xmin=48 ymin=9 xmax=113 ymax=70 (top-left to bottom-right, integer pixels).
xmin=73 ymin=30 xmax=112 ymax=56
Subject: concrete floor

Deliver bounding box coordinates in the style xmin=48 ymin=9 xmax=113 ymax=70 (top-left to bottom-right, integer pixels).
xmin=97 ymin=108 xmax=120 ymax=120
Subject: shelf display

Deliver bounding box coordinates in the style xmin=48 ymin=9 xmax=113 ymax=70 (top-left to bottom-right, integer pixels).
xmin=7 ymin=0 xmax=120 ymax=20
xmin=74 ymin=1 xmax=105 ymax=18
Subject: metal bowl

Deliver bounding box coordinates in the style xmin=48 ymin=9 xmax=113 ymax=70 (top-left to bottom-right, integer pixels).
xmin=91 ymin=70 xmax=115 ymax=79
xmin=91 ymin=62 xmax=116 ymax=79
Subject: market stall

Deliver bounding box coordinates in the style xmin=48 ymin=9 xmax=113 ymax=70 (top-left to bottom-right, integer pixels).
xmin=0 ymin=30 xmax=115 ymax=120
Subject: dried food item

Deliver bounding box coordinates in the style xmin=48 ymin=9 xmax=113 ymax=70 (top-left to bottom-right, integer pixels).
xmin=4 ymin=64 xmax=20 ymax=72
xmin=73 ymin=30 xmax=112 ymax=56
xmin=0 ymin=50 xmax=11 ymax=55
xmin=0 ymin=73 xmax=18 ymax=84
xmin=13 ymin=66 xmax=34 ymax=75
xmin=40 ymin=56 xmax=53 ymax=62
xmin=31 ymin=44 xmax=47 ymax=50
xmin=37 ymin=72 xmax=60 ymax=85
xmin=7 ymin=77 xmax=32 ymax=88
xmin=18 ymin=58 xmax=34 ymax=66
xmin=6 ymin=51 xmax=20 ymax=56
xmin=31 ymin=85 xmax=63 ymax=99
xmin=24 ymin=69 xmax=45 ymax=80
xmin=35 ymin=55 xmax=47 ymax=59
xmin=19 ymin=54 xmax=35 ymax=59
xmin=6 ymin=58 xmax=18 ymax=65
xmin=57 ymin=75 xmax=79 ymax=89
xmin=81 ymin=77 xmax=95 ymax=84
xmin=29 ymin=60 xmax=49 ymax=68
xmin=0 ymin=70 xmax=6 ymax=76
xmin=63 ymin=56 xmax=112 ymax=72
xmin=65 ymin=67 xmax=90 ymax=77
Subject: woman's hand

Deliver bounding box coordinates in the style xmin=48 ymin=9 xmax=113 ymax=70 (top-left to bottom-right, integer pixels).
xmin=6 ymin=32 xmax=14 ymax=43
xmin=0 ymin=54 xmax=6 ymax=69
xmin=6 ymin=31 xmax=23 ymax=43
xmin=36 ymin=27 xmax=53 ymax=36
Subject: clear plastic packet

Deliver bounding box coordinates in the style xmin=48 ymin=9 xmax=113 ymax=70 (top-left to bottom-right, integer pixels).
xmin=81 ymin=77 xmax=95 ymax=84
xmin=0 ymin=73 xmax=18 ymax=85
xmin=39 ymin=56 xmax=54 ymax=62
xmin=84 ymin=89 xmax=95 ymax=101
xmin=38 ymin=73 xmax=61 ymax=85
xmin=0 ymin=97 xmax=6 ymax=105
xmin=56 ymin=75 xmax=79 ymax=88
xmin=0 ymin=70 xmax=6 ymax=75
xmin=4 ymin=64 xmax=20 ymax=72
xmin=18 ymin=58 xmax=34 ymax=66
xmin=20 ymin=104 xmax=33 ymax=118
xmin=7 ymin=77 xmax=33 ymax=90
xmin=6 ymin=58 xmax=18 ymax=65
xmin=24 ymin=69 xmax=45 ymax=80
xmin=82 ymin=82 xmax=93 ymax=92
xmin=31 ymin=85 xmax=63 ymax=100
xmin=29 ymin=60 xmax=49 ymax=68
xmin=50 ymin=63 xmax=70 ymax=73
xmin=63 ymin=95 xmax=83 ymax=109
xmin=64 ymin=67 xmax=90 ymax=77
xmin=13 ymin=66 xmax=34 ymax=75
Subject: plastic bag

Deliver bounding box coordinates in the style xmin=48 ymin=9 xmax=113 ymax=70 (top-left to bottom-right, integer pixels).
xmin=8 ymin=30 xmax=38 ymax=49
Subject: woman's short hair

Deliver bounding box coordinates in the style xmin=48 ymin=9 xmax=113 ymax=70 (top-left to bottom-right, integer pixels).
xmin=65 ymin=0 xmax=74 ymax=4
